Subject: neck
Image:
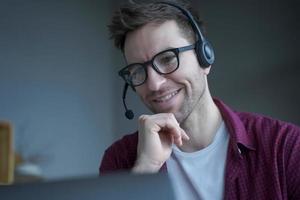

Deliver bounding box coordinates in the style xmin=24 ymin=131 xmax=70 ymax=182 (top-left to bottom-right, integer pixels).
xmin=179 ymin=87 xmax=222 ymax=152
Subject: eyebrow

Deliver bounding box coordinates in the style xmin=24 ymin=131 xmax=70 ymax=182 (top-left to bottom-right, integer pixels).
xmin=125 ymin=46 xmax=178 ymax=65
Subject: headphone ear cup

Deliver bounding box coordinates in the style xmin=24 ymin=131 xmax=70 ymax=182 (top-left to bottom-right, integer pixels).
xmin=195 ymin=40 xmax=215 ymax=68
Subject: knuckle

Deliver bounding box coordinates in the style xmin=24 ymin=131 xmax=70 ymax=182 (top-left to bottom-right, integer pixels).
xmin=165 ymin=113 xmax=173 ymax=122
xmin=166 ymin=113 xmax=177 ymax=125
xmin=139 ymin=114 xmax=150 ymax=124
xmin=167 ymin=113 xmax=174 ymax=119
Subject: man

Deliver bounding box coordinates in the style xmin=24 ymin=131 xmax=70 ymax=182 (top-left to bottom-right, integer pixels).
xmin=100 ymin=0 xmax=300 ymax=199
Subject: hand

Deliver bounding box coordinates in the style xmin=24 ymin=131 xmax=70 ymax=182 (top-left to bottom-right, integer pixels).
xmin=132 ymin=113 xmax=189 ymax=173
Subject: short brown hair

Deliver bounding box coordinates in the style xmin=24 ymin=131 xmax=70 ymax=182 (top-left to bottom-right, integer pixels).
xmin=108 ymin=0 xmax=205 ymax=51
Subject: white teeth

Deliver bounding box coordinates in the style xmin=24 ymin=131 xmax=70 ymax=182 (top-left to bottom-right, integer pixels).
xmin=156 ymin=90 xmax=179 ymax=102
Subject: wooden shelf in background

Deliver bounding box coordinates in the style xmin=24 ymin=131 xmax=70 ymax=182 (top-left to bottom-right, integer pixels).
xmin=0 ymin=121 xmax=14 ymax=185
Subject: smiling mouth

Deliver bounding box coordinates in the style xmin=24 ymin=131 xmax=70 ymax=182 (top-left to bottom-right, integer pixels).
xmin=153 ymin=89 xmax=181 ymax=103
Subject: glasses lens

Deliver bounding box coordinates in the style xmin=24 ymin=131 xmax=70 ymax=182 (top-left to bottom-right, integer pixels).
xmin=153 ymin=50 xmax=178 ymax=74
xmin=126 ymin=64 xmax=146 ymax=86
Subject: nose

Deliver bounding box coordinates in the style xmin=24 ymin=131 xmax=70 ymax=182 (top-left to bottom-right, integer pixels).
xmin=145 ymin=66 xmax=166 ymax=91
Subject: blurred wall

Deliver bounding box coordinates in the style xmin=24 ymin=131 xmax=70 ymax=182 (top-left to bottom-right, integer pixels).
xmin=0 ymin=0 xmax=299 ymax=180
xmin=112 ymin=0 xmax=300 ymax=136
xmin=0 ymin=0 xmax=115 ymax=180
xmin=198 ymin=0 xmax=300 ymax=125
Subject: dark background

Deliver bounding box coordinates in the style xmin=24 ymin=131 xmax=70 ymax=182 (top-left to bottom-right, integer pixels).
xmin=0 ymin=0 xmax=299 ymax=180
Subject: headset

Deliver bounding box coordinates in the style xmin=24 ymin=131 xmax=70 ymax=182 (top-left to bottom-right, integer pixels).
xmin=122 ymin=1 xmax=215 ymax=120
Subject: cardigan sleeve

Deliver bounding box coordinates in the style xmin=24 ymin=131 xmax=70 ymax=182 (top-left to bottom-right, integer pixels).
xmin=99 ymin=132 xmax=138 ymax=175
xmin=286 ymin=124 xmax=300 ymax=199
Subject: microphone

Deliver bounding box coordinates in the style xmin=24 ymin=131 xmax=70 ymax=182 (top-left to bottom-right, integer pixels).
xmin=122 ymin=83 xmax=134 ymax=120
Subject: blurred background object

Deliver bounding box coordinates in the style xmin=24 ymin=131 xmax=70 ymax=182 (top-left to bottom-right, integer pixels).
xmin=0 ymin=0 xmax=299 ymax=181
xmin=0 ymin=121 xmax=43 ymax=184
xmin=14 ymin=158 xmax=43 ymax=183
xmin=0 ymin=121 xmax=14 ymax=185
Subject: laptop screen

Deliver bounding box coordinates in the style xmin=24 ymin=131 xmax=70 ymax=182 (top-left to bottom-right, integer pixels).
xmin=0 ymin=172 xmax=175 ymax=200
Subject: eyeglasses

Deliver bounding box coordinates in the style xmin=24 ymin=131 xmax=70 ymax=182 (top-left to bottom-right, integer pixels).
xmin=118 ymin=43 xmax=195 ymax=87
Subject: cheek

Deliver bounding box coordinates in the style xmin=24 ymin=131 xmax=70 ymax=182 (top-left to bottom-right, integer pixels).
xmin=174 ymin=61 xmax=205 ymax=94
xmin=135 ymin=87 xmax=143 ymax=97
xmin=178 ymin=52 xmax=201 ymax=74
xmin=174 ymin=64 xmax=202 ymax=85
xmin=135 ymin=86 xmax=148 ymax=102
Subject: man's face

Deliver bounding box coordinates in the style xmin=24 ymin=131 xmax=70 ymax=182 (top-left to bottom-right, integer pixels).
xmin=124 ymin=20 xmax=211 ymax=123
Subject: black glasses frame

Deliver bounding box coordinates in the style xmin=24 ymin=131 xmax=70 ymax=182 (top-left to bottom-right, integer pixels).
xmin=118 ymin=43 xmax=195 ymax=87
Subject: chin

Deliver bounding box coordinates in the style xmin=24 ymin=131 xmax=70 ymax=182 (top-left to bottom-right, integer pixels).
xmin=174 ymin=113 xmax=185 ymax=124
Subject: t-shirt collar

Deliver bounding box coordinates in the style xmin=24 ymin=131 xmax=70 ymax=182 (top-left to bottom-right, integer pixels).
xmin=214 ymin=98 xmax=256 ymax=152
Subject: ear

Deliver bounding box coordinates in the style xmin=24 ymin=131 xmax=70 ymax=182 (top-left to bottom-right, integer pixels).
xmin=203 ymin=65 xmax=212 ymax=75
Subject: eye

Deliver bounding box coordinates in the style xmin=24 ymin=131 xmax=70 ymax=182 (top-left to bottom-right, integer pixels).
xmin=131 ymin=68 xmax=143 ymax=79
xmin=127 ymin=64 xmax=145 ymax=85
xmin=154 ymin=51 xmax=178 ymax=73
xmin=158 ymin=53 xmax=176 ymax=65
xmin=155 ymin=51 xmax=177 ymax=65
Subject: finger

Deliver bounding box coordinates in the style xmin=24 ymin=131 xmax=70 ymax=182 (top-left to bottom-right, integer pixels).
xmin=173 ymin=134 xmax=183 ymax=146
xmin=154 ymin=113 xmax=183 ymax=138
xmin=159 ymin=126 xmax=182 ymax=146
xmin=140 ymin=113 xmax=186 ymax=145
xmin=180 ymin=128 xmax=190 ymax=141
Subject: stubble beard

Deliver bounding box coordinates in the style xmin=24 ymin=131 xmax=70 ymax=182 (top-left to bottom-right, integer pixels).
xmin=145 ymin=76 xmax=208 ymax=124
xmin=176 ymin=83 xmax=207 ymax=124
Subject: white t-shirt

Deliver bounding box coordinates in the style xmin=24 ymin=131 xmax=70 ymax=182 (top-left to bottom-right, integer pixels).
xmin=166 ymin=122 xmax=229 ymax=200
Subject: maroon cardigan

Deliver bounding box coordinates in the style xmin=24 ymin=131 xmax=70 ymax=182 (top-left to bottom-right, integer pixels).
xmin=100 ymin=99 xmax=300 ymax=199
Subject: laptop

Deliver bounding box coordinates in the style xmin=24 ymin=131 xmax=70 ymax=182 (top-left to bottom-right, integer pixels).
xmin=0 ymin=172 xmax=175 ymax=200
